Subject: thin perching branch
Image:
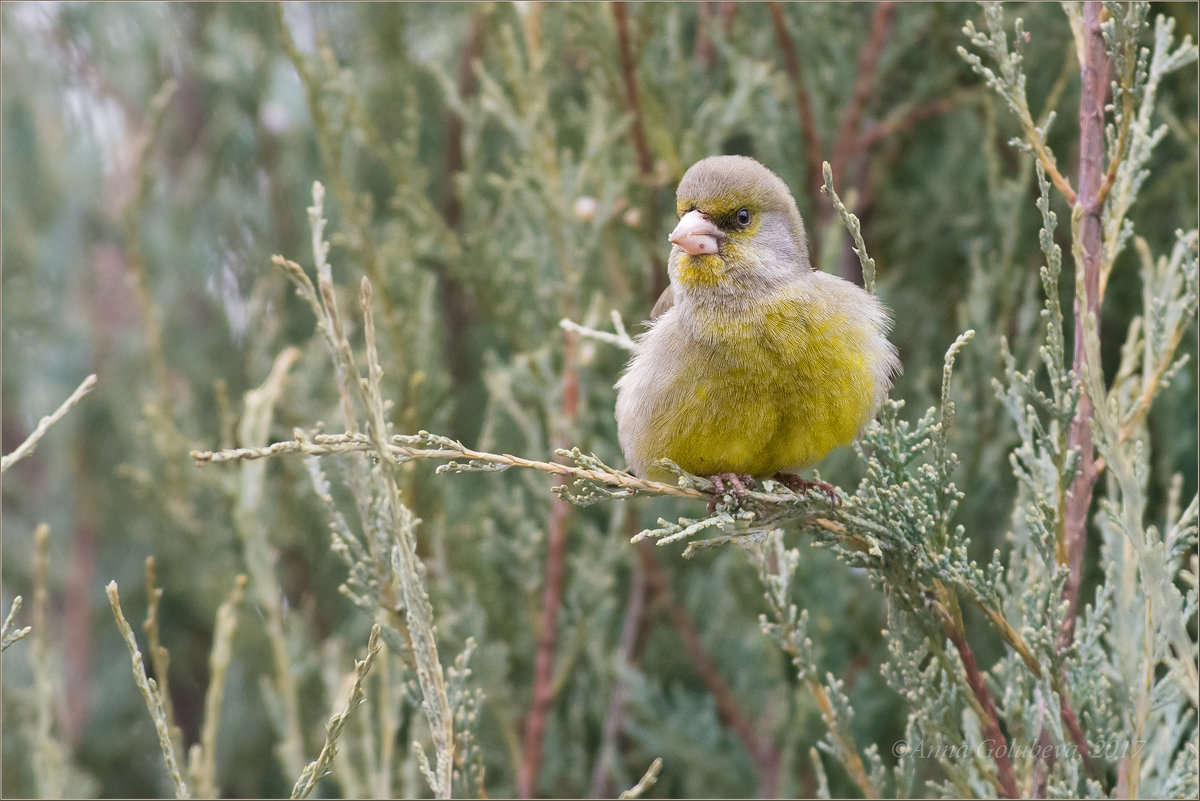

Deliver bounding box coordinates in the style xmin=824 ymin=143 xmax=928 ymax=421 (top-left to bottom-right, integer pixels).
xmin=192 ymin=431 xmax=712 ymax=502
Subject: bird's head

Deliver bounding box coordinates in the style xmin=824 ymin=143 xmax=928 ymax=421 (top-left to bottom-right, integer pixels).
xmin=668 ymin=155 xmax=811 ymax=299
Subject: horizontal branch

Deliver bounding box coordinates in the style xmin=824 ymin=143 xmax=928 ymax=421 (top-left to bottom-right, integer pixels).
xmin=190 ymin=431 xmax=855 ymax=544
xmin=191 ymin=429 xmax=1045 ymax=685
xmin=190 ymin=432 xmax=946 ymax=634
xmin=191 ymin=430 xmax=709 ymax=501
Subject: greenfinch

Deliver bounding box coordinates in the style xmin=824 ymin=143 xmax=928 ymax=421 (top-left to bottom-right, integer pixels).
xmin=615 ymin=155 xmax=900 ymax=498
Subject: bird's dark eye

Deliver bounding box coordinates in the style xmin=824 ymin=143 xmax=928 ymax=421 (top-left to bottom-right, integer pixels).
xmin=736 ymin=208 xmax=751 ymax=227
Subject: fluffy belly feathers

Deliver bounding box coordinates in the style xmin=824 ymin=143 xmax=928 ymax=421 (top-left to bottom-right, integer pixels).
xmin=616 ymin=293 xmax=879 ymax=480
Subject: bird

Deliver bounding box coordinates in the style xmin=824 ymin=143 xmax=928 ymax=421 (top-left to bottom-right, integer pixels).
xmin=614 ymin=155 xmax=900 ymax=503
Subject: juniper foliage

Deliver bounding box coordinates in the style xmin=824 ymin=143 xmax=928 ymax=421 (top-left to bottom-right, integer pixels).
xmin=2 ymin=3 xmax=1196 ymax=798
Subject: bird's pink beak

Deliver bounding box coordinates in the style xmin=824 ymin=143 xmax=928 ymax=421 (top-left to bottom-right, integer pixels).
xmin=669 ymin=210 xmax=722 ymax=256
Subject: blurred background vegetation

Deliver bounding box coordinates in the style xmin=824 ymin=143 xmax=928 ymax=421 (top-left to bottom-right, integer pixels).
xmin=2 ymin=2 xmax=1196 ymax=797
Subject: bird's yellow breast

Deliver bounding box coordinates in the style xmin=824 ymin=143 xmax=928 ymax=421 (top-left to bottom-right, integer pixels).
xmin=640 ymin=291 xmax=876 ymax=481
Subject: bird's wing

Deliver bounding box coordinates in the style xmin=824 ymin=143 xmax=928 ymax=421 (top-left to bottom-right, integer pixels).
xmin=649 ymin=284 xmax=675 ymax=321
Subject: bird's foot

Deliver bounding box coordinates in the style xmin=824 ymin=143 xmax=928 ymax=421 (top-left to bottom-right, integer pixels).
xmin=707 ymin=472 xmax=755 ymax=514
xmin=774 ymin=473 xmax=840 ymax=506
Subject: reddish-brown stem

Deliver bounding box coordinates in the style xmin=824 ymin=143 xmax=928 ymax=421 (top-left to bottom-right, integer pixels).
xmin=694 ymin=2 xmax=717 ymax=71
xmin=1031 ymin=728 xmax=1056 ymax=797
xmin=613 ymin=3 xmax=653 ymax=180
xmin=613 ymin=1 xmax=668 ymax=303
xmin=946 ymin=627 xmax=1020 ymax=799
xmin=1059 ymin=691 xmax=1099 ymax=779
xmin=436 ymin=9 xmax=485 ymax=433
xmin=49 ymin=14 xmax=143 ymax=127
xmin=694 ymin=2 xmax=739 ymax=71
xmin=1033 ymin=681 xmax=1101 ymax=789
xmin=589 ymin=530 xmax=650 ymax=798
xmin=931 ymin=585 xmax=1019 ymax=798
xmin=637 ymin=543 xmax=781 ymax=798
xmin=517 ymin=331 xmax=579 ymax=798
xmin=768 ymin=3 xmax=824 ymax=205
xmin=1058 ymin=0 xmax=1107 ymax=656
xmin=823 ymin=2 xmax=894 ymax=283
xmin=857 ymin=92 xmax=969 ymax=152
xmin=830 ymin=2 xmax=896 ymax=184
xmin=1040 ymin=8 xmax=1110 ymax=792
xmin=516 ymin=483 xmax=570 ymax=798
xmin=64 ymin=515 xmax=99 ymax=747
